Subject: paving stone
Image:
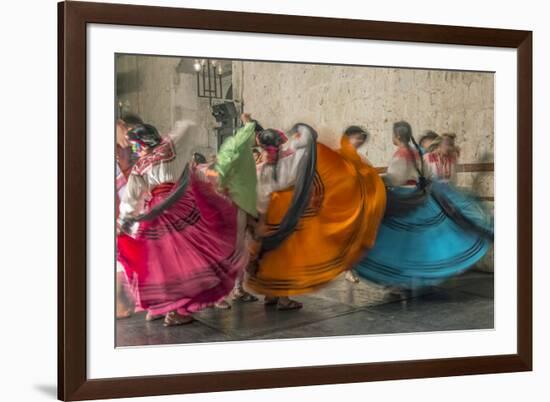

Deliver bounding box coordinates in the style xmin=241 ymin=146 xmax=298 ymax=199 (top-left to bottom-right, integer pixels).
xmin=193 ymin=294 xmax=357 ymax=339
xmin=437 ymin=271 xmax=493 ymax=290
xmin=254 ymin=310 xmax=431 ymax=340
xmin=367 ymin=288 xmax=494 ymax=331
xmin=116 ymin=275 xmax=494 ymax=346
xmin=116 ymin=312 xmax=232 ymax=347
xmin=315 ymin=275 xmax=439 ymax=308
xmin=314 ymin=276 xmax=404 ymax=307
xmin=452 ymin=276 xmax=494 ymax=299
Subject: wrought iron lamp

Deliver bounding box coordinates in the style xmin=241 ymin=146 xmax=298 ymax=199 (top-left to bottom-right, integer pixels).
xmin=193 ymin=59 xmax=224 ymax=104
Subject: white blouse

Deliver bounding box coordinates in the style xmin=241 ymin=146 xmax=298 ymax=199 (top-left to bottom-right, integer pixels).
xmin=384 ymin=146 xmax=421 ymax=187
xmin=256 ymin=127 xmax=313 ymax=214
xmin=119 ymin=120 xmax=198 ymax=221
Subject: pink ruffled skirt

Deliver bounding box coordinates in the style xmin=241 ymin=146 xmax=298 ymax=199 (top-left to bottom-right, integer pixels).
xmin=117 ymin=175 xmax=245 ymax=316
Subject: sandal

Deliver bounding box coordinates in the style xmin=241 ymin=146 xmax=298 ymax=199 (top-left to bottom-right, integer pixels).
xmin=277 ymin=299 xmax=303 ymax=311
xmin=232 ymin=289 xmax=259 ymax=302
xmin=163 ymin=311 xmax=194 ymax=327
xmin=214 ymin=300 xmax=232 ymax=309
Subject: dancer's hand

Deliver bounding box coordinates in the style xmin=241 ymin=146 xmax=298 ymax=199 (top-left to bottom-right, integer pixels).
xmin=206 ymin=168 xmax=218 ymax=178
xmin=240 ymin=113 xmax=252 ymax=124
xmin=204 ymin=168 xmax=219 ymax=187
xmin=116 ymin=119 xmax=130 ymax=148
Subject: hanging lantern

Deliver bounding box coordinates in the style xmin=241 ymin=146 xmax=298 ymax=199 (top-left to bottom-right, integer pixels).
xmin=195 ymin=59 xmax=225 ymax=104
xmin=193 ymin=59 xmax=202 ymax=72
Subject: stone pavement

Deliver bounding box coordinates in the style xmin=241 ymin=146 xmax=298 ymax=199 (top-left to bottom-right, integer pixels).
xmin=116 ymin=270 xmax=494 ymax=347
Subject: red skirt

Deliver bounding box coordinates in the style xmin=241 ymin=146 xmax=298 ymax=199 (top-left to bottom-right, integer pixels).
xmin=117 ymin=175 xmax=245 ymax=316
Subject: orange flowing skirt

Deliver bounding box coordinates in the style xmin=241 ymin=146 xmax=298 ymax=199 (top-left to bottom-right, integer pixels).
xmin=246 ymin=137 xmax=386 ymax=296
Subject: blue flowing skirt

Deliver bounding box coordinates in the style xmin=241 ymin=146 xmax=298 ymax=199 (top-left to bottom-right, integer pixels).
xmin=355 ymin=182 xmax=493 ymax=288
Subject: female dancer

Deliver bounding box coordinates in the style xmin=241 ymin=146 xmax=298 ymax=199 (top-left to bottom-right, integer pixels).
xmin=354 ymin=121 xmax=493 ymax=289
xmin=202 ymin=113 xmax=262 ymax=304
xmin=115 ymin=113 xmax=143 ymax=319
xmin=341 ymin=125 xmax=371 ymax=283
xmin=246 ymin=123 xmax=386 ymax=310
xmin=116 ymin=120 xmax=246 ymax=327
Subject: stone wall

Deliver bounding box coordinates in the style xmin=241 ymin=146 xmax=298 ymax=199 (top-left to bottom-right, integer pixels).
xmin=233 ymin=62 xmax=494 ymax=164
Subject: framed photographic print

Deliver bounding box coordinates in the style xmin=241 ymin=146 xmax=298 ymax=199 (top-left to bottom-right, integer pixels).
xmin=58 ymin=1 xmax=532 ymax=400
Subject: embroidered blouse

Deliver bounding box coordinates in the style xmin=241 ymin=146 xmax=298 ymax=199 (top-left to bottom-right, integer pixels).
xmin=256 ymin=131 xmax=311 ymax=214
xmin=423 ymin=152 xmax=458 ymax=183
xmin=119 ymin=120 xmax=198 ymax=221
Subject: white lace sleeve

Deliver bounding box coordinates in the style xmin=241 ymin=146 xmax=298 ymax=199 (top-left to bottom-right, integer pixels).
xmin=256 ymin=151 xmax=303 ymax=214
xmin=169 ymin=120 xmax=197 ymax=164
xmin=119 ymin=173 xmax=146 ymax=221
xmin=423 ymin=154 xmax=435 ymax=180
xmin=256 ymin=125 xmax=313 ymax=214
xmin=385 ymin=156 xmax=409 ymax=186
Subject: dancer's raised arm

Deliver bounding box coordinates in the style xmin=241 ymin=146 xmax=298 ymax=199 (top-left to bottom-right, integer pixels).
xmin=215 ymin=113 xmax=256 ymax=186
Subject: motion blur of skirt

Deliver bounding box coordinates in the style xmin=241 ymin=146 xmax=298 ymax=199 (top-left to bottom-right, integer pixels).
xmin=117 ymin=175 xmax=246 ymax=316
xmin=246 ymin=140 xmax=386 ymax=297
xmin=354 ymin=182 xmax=493 ymax=288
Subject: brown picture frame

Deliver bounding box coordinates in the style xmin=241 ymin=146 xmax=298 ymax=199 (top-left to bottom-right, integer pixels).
xmin=58 ymin=1 xmax=532 ymax=400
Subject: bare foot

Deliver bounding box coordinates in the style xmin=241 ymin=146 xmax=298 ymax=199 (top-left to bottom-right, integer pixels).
xmin=116 ymin=303 xmax=132 ymax=319
xmin=116 ymin=271 xmax=134 ymax=319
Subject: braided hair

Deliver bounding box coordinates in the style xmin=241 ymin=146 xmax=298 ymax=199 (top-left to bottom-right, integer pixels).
xmin=260 ymin=123 xmax=318 ymax=254
xmin=418 ymin=130 xmax=439 ymax=152
xmin=393 ymin=121 xmax=426 ymax=188
xmin=384 ymin=121 xmax=429 ymax=215
xmin=251 ymin=119 xmax=264 ymax=133
xmin=193 ymin=152 xmax=207 ymax=164
xmin=440 ymin=132 xmax=461 ymax=157
xmin=120 ymin=113 xmax=144 ymax=127
xmin=344 ymin=125 xmax=369 ymax=141
xmin=127 ymin=123 xmax=162 ymax=149
xmin=257 ymin=128 xmax=287 ymax=180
